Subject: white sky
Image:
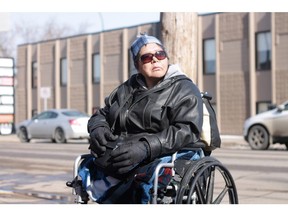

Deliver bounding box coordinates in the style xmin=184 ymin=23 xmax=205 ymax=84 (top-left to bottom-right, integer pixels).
xmin=1 ymin=0 xmax=285 ymax=34
xmin=1 ymin=0 xmax=285 ymax=14
xmin=9 ymin=12 xmax=160 ymax=33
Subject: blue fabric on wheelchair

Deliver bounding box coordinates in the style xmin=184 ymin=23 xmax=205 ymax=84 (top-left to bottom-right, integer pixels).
xmin=78 ymin=149 xmax=203 ymax=204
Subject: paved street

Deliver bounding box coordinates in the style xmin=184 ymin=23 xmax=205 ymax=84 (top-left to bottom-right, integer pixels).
xmin=0 ymin=133 xmax=287 ymax=205
xmin=214 ymin=147 xmax=288 ymax=204
xmin=0 ymin=134 xmax=87 ymax=204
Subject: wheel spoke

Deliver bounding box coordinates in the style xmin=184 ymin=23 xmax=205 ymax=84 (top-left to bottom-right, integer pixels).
xmin=206 ymin=167 xmax=215 ymax=203
xmin=176 ymin=156 xmax=238 ymax=204
xmin=213 ymin=186 xmax=229 ymax=204
xmin=195 ymin=181 xmax=205 ymax=203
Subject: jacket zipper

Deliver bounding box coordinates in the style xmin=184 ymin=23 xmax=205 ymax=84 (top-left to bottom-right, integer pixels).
xmin=119 ymin=76 xmax=188 ymax=133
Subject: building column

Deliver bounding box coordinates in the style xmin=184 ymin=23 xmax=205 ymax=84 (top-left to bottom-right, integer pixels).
xmin=271 ymin=12 xmax=276 ymax=104
xmin=54 ymin=40 xmax=60 ymax=109
xmin=26 ymin=45 xmax=32 ymax=119
xmin=100 ymin=33 xmax=104 ymax=107
xmin=215 ymin=14 xmax=221 ymax=131
xmin=249 ymin=12 xmax=256 ymax=116
xmin=67 ymin=38 xmax=71 ymax=109
xmin=86 ymin=35 xmax=92 ymax=115
xmin=122 ymin=28 xmax=128 ymax=82
xmin=37 ymin=44 xmax=41 ymax=111
xmin=197 ymin=15 xmax=203 ymax=91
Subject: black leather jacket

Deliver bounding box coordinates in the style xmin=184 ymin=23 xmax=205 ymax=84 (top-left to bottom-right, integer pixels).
xmin=88 ymin=65 xmax=203 ymax=161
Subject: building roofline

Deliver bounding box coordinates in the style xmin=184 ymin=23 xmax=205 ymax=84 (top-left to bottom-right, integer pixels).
xmin=17 ymin=21 xmax=160 ymax=47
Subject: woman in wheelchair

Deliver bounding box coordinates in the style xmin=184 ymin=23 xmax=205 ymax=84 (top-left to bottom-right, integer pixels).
xmin=67 ymin=33 xmax=238 ymax=204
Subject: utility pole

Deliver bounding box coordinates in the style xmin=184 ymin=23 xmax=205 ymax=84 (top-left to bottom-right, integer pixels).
xmin=160 ymin=12 xmax=198 ymax=83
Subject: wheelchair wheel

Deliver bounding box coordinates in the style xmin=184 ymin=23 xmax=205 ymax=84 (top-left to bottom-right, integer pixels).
xmin=175 ymin=156 xmax=238 ymax=204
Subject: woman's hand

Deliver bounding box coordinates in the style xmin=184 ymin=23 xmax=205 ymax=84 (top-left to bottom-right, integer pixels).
xmin=110 ymin=141 xmax=150 ymax=174
xmin=88 ymin=127 xmax=118 ymax=157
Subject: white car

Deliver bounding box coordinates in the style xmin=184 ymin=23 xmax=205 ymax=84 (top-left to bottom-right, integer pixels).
xmin=243 ymin=101 xmax=288 ymax=150
xmin=16 ymin=109 xmax=90 ymax=143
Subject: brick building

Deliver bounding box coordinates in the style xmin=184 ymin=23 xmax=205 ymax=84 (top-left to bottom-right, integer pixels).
xmin=15 ymin=12 xmax=288 ymax=135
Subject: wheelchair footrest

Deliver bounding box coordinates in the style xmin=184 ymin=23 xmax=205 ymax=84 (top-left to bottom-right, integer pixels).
xmin=66 ymin=177 xmax=89 ymax=204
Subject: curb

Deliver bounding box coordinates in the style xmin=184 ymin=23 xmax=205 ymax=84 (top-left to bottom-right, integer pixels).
xmin=0 ymin=189 xmax=73 ymax=203
xmin=0 ymin=134 xmax=19 ymax=142
xmin=0 ymin=134 xmax=246 ymax=143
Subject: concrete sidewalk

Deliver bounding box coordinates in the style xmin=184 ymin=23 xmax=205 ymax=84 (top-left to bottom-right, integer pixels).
xmin=0 ymin=134 xmax=20 ymax=142
xmin=0 ymin=133 xmax=247 ymax=145
xmin=0 ymin=133 xmax=19 ymax=142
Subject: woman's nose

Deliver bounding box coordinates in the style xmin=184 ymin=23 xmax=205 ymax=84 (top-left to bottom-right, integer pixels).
xmin=152 ymin=56 xmax=159 ymax=63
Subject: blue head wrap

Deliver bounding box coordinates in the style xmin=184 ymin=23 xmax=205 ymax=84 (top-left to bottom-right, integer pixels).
xmin=130 ymin=33 xmax=163 ymax=60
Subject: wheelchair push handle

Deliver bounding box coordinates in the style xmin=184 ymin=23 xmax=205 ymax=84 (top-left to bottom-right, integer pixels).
xmin=201 ymin=91 xmax=212 ymax=101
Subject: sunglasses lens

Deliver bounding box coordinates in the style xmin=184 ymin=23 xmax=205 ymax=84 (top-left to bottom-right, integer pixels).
xmin=140 ymin=51 xmax=167 ymax=64
xmin=140 ymin=54 xmax=153 ymax=64
xmin=155 ymin=51 xmax=166 ymax=60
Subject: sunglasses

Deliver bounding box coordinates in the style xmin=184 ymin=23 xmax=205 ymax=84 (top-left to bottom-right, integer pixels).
xmin=139 ymin=50 xmax=167 ymax=64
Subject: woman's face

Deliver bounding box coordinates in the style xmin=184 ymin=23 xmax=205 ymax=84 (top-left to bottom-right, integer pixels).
xmin=137 ymin=43 xmax=169 ymax=88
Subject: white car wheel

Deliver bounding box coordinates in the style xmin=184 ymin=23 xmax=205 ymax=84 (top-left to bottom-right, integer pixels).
xmin=248 ymin=125 xmax=270 ymax=150
xmin=54 ymin=127 xmax=66 ymax=143
xmin=18 ymin=127 xmax=30 ymax=143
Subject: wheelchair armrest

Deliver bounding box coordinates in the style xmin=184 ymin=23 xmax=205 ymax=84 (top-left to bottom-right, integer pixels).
xmin=73 ymin=154 xmax=92 ymax=179
xmin=182 ymin=141 xmax=206 ymax=150
xmin=182 ymin=141 xmax=212 ymax=156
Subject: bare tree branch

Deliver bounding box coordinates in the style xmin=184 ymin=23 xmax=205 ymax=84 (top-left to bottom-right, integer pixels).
xmin=0 ymin=16 xmax=92 ymax=59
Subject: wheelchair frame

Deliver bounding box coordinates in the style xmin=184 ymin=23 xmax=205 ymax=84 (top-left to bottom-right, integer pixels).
xmin=69 ymin=146 xmax=238 ymax=204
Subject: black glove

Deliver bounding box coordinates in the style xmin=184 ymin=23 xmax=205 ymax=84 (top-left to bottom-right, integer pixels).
xmin=110 ymin=141 xmax=150 ymax=174
xmin=89 ymin=127 xmax=118 ymax=157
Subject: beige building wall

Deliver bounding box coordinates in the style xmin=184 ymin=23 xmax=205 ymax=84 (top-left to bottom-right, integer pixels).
xmin=275 ymin=13 xmax=288 ymax=104
xmin=219 ymin=13 xmax=250 ymax=135
xmin=15 ymin=13 xmax=288 ymax=135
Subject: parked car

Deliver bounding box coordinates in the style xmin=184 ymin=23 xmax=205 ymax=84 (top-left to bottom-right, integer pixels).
xmin=16 ymin=109 xmax=90 ymax=143
xmin=243 ymin=100 xmax=288 ymax=150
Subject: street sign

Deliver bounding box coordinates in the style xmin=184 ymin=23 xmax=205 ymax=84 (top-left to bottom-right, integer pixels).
xmin=40 ymin=87 xmax=51 ymax=99
xmin=0 ymin=57 xmax=14 ymax=135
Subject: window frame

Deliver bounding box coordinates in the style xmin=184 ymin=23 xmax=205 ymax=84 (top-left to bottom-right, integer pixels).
xmin=31 ymin=109 xmax=38 ymax=118
xmin=255 ymin=31 xmax=271 ymax=71
xmin=31 ymin=61 xmax=37 ymax=88
xmin=256 ymin=101 xmax=272 ymax=114
xmin=203 ymin=38 xmax=216 ymax=75
xmin=128 ymin=49 xmax=137 ymax=77
xmin=60 ymin=57 xmax=67 ymax=86
xmin=92 ymin=53 xmax=101 ymax=84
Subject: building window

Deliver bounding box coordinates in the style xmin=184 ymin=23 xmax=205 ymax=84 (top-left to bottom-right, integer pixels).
xmin=129 ymin=50 xmax=137 ymax=77
xmin=256 ymin=101 xmax=272 ymax=114
xmin=31 ymin=61 xmax=37 ymax=88
xmin=203 ymin=38 xmax=216 ymax=74
xmin=92 ymin=53 xmax=100 ymax=83
xmin=256 ymin=31 xmax=271 ymax=71
xmin=31 ymin=109 xmax=37 ymax=117
xmin=60 ymin=58 xmax=67 ymax=86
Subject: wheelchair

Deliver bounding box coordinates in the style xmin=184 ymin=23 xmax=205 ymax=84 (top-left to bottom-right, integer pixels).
xmin=67 ymin=142 xmax=238 ymax=204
